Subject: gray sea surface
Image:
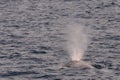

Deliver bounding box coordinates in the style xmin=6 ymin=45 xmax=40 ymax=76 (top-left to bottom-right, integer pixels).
xmin=0 ymin=0 xmax=120 ymax=80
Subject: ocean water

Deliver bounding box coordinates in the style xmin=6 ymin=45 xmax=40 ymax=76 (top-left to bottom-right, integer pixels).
xmin=0 ymin=0 xmax=120 ymax=80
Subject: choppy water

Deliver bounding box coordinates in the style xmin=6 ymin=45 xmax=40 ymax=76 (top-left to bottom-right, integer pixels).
xmin=0 ymin=0 xmax=120 ymax=80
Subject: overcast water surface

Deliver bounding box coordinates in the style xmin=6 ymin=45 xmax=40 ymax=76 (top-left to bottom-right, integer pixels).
xmin=0 ymin=0 xmax=120 ymax=80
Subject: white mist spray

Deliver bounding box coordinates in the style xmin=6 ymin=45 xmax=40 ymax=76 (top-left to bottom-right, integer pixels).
xmin=67 ymin=23 xmax=88 ymax=62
